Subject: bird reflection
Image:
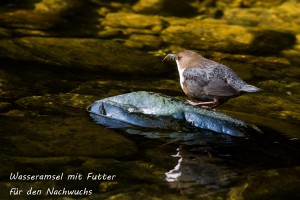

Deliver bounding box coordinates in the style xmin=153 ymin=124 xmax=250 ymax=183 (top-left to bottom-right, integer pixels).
xmin=165 ymin=145 xmax=237 ymax=194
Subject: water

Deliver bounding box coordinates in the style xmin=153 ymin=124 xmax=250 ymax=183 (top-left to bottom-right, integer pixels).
xmin=1 ymin=60 xmax=299 ymax=199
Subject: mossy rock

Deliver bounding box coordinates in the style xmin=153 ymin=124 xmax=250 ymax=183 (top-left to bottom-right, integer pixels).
xmin=88 ymin=91 xmax=262 ymax=137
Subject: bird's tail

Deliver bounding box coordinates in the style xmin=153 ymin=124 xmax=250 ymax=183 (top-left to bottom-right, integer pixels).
xmin=241 ymin=84 xmax=262 ymax=93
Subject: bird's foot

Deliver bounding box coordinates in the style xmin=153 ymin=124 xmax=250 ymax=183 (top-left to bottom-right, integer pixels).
xmin=186 ymin=99 xmax=220 ymax=110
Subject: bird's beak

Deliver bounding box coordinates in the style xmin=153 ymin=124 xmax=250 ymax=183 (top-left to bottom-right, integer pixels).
xmin=162 ymin=54 xmax=175 ymax=62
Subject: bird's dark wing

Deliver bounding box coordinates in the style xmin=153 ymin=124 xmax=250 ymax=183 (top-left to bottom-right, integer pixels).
xmin=204 ymin=79 xmax=238 ymax=96
xmin=183 ymin=67 xmax=239 ymax=97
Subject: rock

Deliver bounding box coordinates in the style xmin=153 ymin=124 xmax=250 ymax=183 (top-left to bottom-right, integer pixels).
xmin=2 ymin=110 xmax=27 ymax=117
xmin=192 ymin=0 xmax=288 ymax=10
xmin=0 ymin=10 xmax=58 ymax=30
xmin=132 ymin=0 xmax=163 ymax=14
xmin=221 ymin=93 xmax=300 ymax=129
xmin=0 ymin=102 xmax=11 ymax=111
xmin=0 ymin=0 xmax=104 ymax=37
xmin=0 ymin=37 xmax=169 ymax=75
xmin=34 ymin=0 xmax=82 ymax=14
xmin=124 ymin=34 xmax=163 ymax=49
xmin=161 ymin=19 xmax=296 ymax=55
xmin=248 ymin=30 xmax=296 ymax=55
xmin=225 ymin=8 xmax=273 ymax=27
xmin=258 ymin=79 xmax=300 ymax=95
xmin=0 ymin=69 xmax=27 ymax=100
xmin=163 ymin=17 xmax=194 ymax=26
xmin=97 ymin=28 xmax=124 ymax=38
xmin=225 ymin=53 xmax=291 ymax=68
xmin=0 ymin=0 xmax=83 ymax=30
xmin=228 ymin=167 xmax=300 ymax=200
xmin=222 ymin=110 xmax=300 ymax=139
xmin=282 ymin=48 xmax=300 ymax=59
xmin=132 ymin=0 xmax=198 ymax=17
xmin=0 ymin=0 xmax=39 ymax=9
xmin=88 ymin=91 xmax=262 ymax=137
xmin=101 ymin=12 xmax=166 ymax=35
xmin=15 ymin=93 xmax=97 ymax=116
xmin=223 ymin=1 xmax=300 ymax=59
xmin=161 ymin=19 xmax=251 ymax=53
xmin=224 ymin=2 xmax=300 ymax=31
xmin=0 ymin=27 xmax=11 ymax=37
xmin=238 ymin=0 xmax=285 ymax=8
xmin=281 ymin=33 xmax=300 ymax=65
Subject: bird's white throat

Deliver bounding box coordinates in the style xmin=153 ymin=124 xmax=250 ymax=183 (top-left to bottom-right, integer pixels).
xmin=176 ymin=61 xmax=185 ymax=89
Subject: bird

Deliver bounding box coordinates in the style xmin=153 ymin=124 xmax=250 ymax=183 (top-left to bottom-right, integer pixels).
xmin=163 ymin=50 xmax=262 ymax=107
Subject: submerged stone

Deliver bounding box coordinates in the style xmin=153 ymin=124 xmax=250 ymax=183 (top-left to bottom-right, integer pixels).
xmin=88 ymin=91 xmax=262 ymax=137
xmin=1 ymin=116 xmax=137 ymax=158
xmin=228 ymin=167 xmax=300 ymax=200
xmin=15 ymin=93 xmax=97 ymax=117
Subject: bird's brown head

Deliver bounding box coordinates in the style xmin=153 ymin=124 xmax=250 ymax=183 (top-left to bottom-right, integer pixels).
xmin=163 ymin=50 xmax=204 ymax=70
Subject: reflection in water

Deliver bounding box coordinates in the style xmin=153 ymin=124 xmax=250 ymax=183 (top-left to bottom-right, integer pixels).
xmin=162 ymin=127 xmax=300 ymax=197
xmin=165 ymin=146 xmax=236 ymax=190
xmin=165 ymin=150 xmax=182 ymax=182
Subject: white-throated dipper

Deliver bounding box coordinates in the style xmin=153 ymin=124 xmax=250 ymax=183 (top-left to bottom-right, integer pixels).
xmin=163 ymin=50 xmax=262 ymax=107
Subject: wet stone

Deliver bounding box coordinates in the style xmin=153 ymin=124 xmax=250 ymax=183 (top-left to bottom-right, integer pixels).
xmin=207 ymin=51 xmax=291 ymax=67
xmin=224 ymin=2 xmax=300 ymax=31
xmin=101 ymin=12 xmax=166 ymax=34
xmin=132 ymin=0 xmax=198 ymax=17
xmin=161 ymin=19 xmax=296 ymax=55
xmin=0 ymin=0 xmax=83 ymax=31
xmin=258 ymin=79 xmax=300 ymax=95
xmin=125 ymin=34 xmax=163 ymax=49
xmin=97 ymin=28 xmax=124 ymax=38
xmin=0 ymin=70 xmax=27 ymax=100
xmin=88 ymin=91 xmax=262 ymax=137
xmin=34 ymin=0 xmax=83 ymax=14
xmin=0 ymin=27 xmax=11 ymax=37
xmin=0 ymin=37 xmax=169 ymax=75
xmin=228 ymin=167 xmax=300 ymax=200
xmin=222 ymin=93 xmax=300 ymax=128
xmin=15 ymin=93 xmax=98 ymax=117
xmin=0 ymin=10 xmax=60 ymax=30
xmin=0 ymin=102 xmax=11 ymax=111
xmin=281 ymin=49 xmax=300 ymax=66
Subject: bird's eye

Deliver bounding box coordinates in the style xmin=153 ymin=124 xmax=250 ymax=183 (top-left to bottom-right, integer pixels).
xmin=177 ymin=55 xmax=182 ymax=61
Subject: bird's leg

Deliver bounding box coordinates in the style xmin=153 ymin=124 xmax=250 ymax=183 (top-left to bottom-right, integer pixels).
xmin=187 ymin=99 xmax=219 ymax=108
